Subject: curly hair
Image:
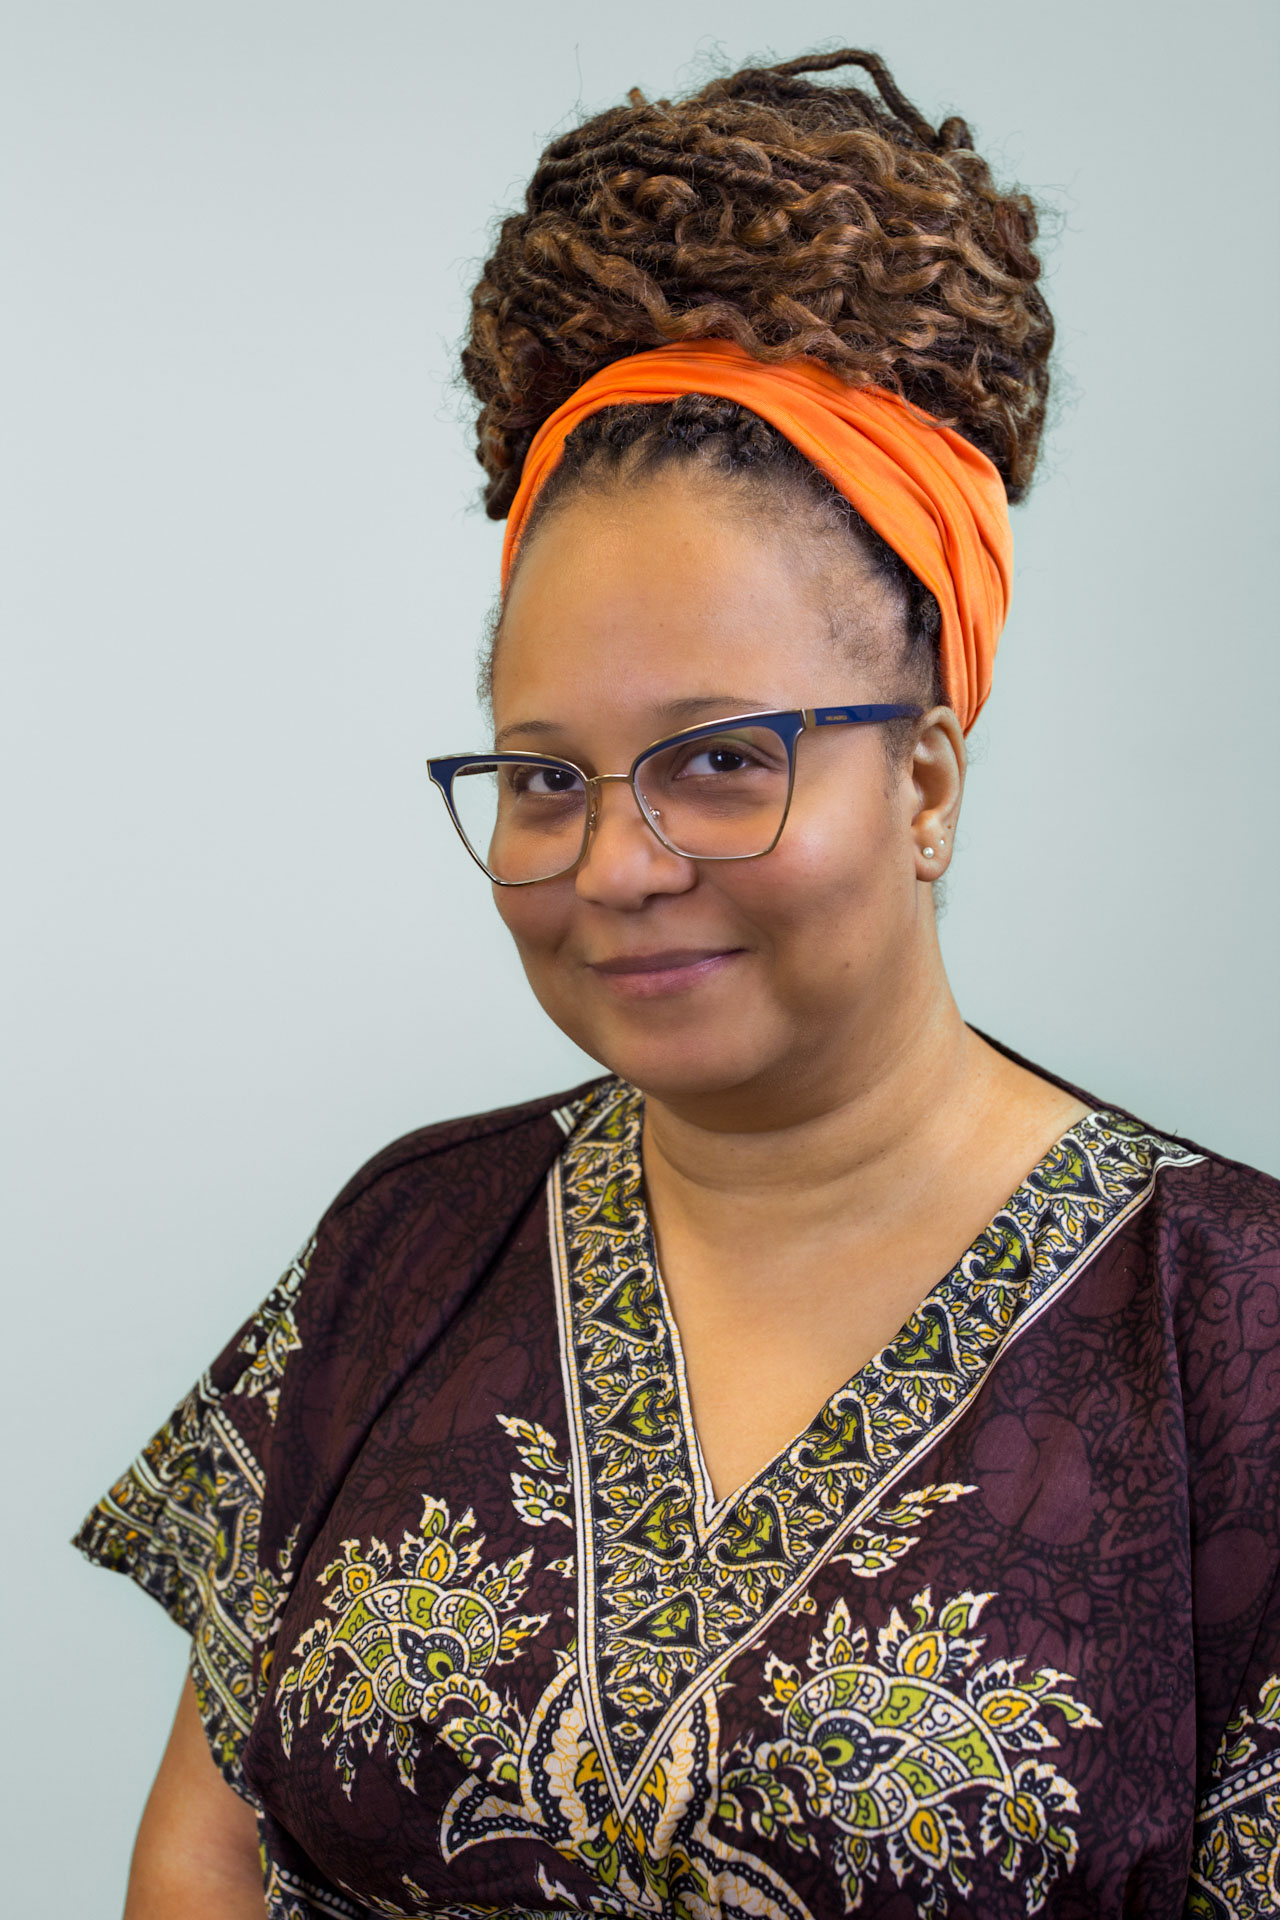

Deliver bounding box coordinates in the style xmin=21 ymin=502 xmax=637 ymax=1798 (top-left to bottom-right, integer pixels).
xmin=463 ymin=47 xmax=1053 ymax=516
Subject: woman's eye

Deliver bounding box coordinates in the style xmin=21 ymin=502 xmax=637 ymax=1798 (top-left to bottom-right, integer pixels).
xmin=679 ymin=745 xmax=755 ymax=777
xmin=512 ymin=765 xmax=583 ymax=797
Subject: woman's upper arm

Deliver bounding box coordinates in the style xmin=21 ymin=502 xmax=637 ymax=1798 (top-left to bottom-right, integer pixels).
xmin=124 ymin=1673 xmax=264 ymax=1919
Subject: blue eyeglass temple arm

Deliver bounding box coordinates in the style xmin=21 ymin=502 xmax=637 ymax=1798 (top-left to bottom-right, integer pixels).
xmin=806 ymin=703 xmax=923 ymax=727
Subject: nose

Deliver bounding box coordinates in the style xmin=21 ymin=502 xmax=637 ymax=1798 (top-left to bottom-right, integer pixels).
xmin=573 ymin=776 xmax=696 ymax=908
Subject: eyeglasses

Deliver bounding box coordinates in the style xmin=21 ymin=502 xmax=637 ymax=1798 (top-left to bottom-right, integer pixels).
xmin=426 ymin=703 xmax=922 ymax=887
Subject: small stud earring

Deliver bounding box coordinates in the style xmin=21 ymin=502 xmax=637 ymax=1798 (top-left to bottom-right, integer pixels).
xmin=923 ymin=846 xmax=935 ymax=859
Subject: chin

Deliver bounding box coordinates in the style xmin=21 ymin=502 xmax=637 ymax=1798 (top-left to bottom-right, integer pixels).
xmin=556 ymin=1010 xmax=787 ymax=1109
xmin=525 ymin=960 xmax=803 ymax=1108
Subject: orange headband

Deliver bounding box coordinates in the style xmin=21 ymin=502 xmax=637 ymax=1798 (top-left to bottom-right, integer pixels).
xmin=501 ymin=340 xmax=1013 ymax=734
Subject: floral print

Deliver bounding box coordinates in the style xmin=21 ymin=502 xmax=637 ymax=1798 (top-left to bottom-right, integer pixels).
xmin=276 ymin=1497 xmax=549 ymax=1795
xmin=720 ymin=1588 xmax=1097 ymax=1918
xmin=72 ymin=1070 xmax=1280 ymax=1916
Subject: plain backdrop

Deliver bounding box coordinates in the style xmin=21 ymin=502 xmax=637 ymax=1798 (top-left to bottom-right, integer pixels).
xmin=4 ymin=0 xmax=1278 ymax=1906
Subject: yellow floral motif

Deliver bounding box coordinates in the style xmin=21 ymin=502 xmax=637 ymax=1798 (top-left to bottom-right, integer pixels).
xmin=233 ymin=1239 xmax=312 ymax=1423
xmin=499 ymin=1413 xmax=575 ymax=1531
xmin=1190 ymin=1672 xmax=1280 ymax=1920
xmin=719 ymin=1587 xmax=1100 ymax=1919
xmin=1235 ymin=1793 xmax=1280 ymax=1910
xmin=275 ymin=1496 xmax=550 ymax=1795
xmin=1211 ymin=1669 xmax=1280 ymax=1782
xmin=375 ymin=1866 xmax=636 ymax=1919
xmin=835 ymin=1485 xmax=977 ymax=1580
xmin=437 ymin=1660 xmax=813 ymax=1917
xmin=75 ymin=1381 xmax=286 ymax=1788
xmin=551 ymin=1081 xmax=1195 ymax=1798
xmin=415 ymin=1570 xmax=1101 ymax=1919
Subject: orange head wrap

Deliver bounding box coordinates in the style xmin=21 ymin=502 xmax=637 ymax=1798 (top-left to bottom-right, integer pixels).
xmin=500 ymin=340 xmax=1013 ymax=734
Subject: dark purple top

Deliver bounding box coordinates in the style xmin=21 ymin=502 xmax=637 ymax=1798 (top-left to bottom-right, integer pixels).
xmin=76 ymin=1068 xmax=1280 ymax=1919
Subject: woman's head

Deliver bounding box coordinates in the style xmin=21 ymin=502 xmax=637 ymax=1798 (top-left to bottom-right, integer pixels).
xmin=456 ymin=48 xmax=1051 ymax=1115
xmin=487 ymin=469 xmax=965 ymax=1117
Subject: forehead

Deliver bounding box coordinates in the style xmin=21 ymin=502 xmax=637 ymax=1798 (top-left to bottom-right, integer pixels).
xmin=492 ymin=475 xmax=893 ymax=724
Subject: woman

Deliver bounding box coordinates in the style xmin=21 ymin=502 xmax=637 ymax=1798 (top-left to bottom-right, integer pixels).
xmin=77 ymin=48 xmax=1280 ymax=1920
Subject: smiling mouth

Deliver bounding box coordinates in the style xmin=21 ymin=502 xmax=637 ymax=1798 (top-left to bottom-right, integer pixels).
xmin=588 ymin=947 xmax=741 ymax=974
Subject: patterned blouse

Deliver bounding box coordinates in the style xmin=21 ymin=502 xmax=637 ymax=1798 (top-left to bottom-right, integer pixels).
xmin=76 ymin=1070 xmax=1280 ymax=1919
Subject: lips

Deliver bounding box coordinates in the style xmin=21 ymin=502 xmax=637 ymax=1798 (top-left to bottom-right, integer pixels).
xmin=587 ymin=947 xmax=740 ymax=975
xmin=583 ymin=947 xmax=744 ymax=998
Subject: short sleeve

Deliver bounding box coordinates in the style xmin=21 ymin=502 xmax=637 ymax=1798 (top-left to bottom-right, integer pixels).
xmin=70 ymin=1081 xmax=577 ymax=1911
xmin=73 ymin=1238 xmax=314 ymax=1800
xmin=1187 ymin=1568 xmax=1280 ymax=1914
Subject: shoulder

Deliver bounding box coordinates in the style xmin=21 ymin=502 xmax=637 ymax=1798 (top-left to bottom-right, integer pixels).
xmin=984 ymin=1027 xmax=1280 ymax=1268
xmin=1147 ymin=1138 xmax=1280 ymax=1265
xmin=1133 ymin=1143 xmax=1280 ymax=1769
xmin=1088 ymin=1116 xmax=1280 ymax=1575
xmin=322 ymin=1073 xmax=611 ymax=1226
xmin=990 ymin=1021 xmax=1280 ymax=1408
xmin=239 ymin=1075 xmax=616 ymax=1558
xmin=1118 ymin=1121 xmax=1280 ymax=1303
xmin=1137 ymin=1140 xmax=1280 ymax=1436
xmin=270 ymin=1074 xmax=614 ymax=1371
xmin=1081 ymin=1105 xmax=1280 ymax=1349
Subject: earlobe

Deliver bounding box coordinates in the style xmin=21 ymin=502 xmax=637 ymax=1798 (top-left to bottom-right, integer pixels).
xmin=910 ymin=709 xmax=964 ymax=874
xmin=917 ymin=831 xmax=951 ymax=874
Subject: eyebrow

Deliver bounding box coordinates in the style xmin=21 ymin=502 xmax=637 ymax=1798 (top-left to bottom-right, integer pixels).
xmin=494 ymin=695 xmax=770 ymax=749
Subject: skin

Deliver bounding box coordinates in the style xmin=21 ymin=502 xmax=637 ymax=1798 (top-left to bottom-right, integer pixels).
xmin=124 ymin=1675 xmax=262 ymax=1915
xmin=494 ymin=468 xmax=1088 ymax=1498
xmin=129 ymin=463 xmax=1087 ymax=1903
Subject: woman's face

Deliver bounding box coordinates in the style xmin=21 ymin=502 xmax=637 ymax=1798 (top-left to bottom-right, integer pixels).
xmin=489 ymin=472 xmax=957 ymax=1118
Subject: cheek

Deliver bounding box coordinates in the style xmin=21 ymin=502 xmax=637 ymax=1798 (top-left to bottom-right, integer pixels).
xmin=492 ymin=882 xmax=572 ymax=962
xmin=724 ymin=794 xmax=900 ymax=932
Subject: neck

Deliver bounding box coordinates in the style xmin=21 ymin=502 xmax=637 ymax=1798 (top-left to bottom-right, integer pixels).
xmin=640 ymin=958 xmax=991 ymax=1238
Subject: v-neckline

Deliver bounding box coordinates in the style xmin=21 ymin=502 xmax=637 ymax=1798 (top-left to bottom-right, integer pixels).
xmin=647 ymin=1243 xmax=725 ymax=1531
xmin=546 ymin=1076 xmax=1199 ymax=1809
xmin=642 ymin=1099 xmax=1100 ymax=1520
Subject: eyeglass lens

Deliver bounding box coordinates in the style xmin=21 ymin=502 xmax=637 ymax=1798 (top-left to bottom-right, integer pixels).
xmin=449 ymin=724 xmax=793 ymax=882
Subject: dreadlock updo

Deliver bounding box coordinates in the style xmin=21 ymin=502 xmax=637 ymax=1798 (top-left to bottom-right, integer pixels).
xmin=463 ymin=48 xmax=1053 ymax=705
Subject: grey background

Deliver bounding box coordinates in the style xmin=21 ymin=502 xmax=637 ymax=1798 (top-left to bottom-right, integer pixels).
xmin=4 ymin=0 xmax=1277 ymax=1906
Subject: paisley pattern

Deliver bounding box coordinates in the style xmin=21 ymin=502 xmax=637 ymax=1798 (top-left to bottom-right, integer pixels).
xmin=72 ymin=1070 xmax=1280 ymax=1917
xmin=1189 ymin=1672 xmax=1280 ymax=1917
xmin=722 ymin=1587 xmax=1097 ymax=1917
xmin=74 ymin=1244 xmax=313 ymax=1783
xmin=275 ymin=1496 xmax=550 ymax=1795
xmin=273 ymin=1423 xmax=1087 ymax=1917
xmin=551 ymin=1082 xmax=1195 ymax=1809
xmin=234 ymin=1239 xmax=311 ymax=1423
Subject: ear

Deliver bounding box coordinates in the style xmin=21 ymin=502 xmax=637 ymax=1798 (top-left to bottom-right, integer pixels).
xmin=906 ymin=707 xmax=966 ymax=881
